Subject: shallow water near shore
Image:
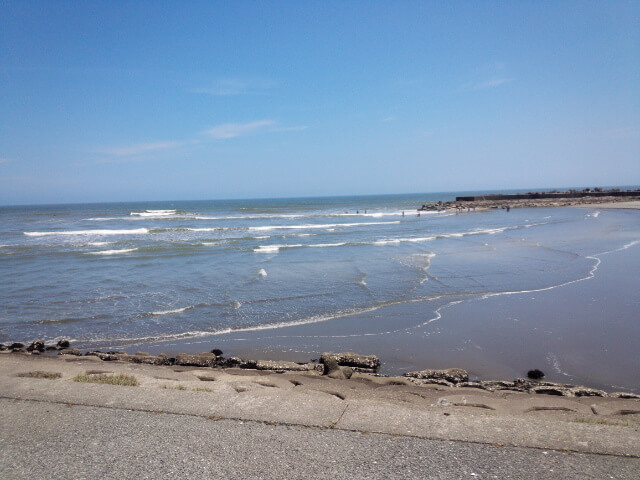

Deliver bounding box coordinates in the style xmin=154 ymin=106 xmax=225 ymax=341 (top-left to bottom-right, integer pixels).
xmin=1 ymin=194 xmax=639 ymax=391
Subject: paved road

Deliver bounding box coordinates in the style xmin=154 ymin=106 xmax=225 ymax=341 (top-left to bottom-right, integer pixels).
xmin=1 ymin=398 xmax=638 ymax=480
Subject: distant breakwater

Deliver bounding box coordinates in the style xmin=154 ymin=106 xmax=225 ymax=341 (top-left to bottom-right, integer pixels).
xmin=455 ymin=190 xmax=640 ymax=202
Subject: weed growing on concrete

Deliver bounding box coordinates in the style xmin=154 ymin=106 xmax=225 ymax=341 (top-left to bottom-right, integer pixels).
xmin=16 ymin=371 xmax=62 ymax=380
xmin=73 ymin=373 xmax=139 ymax=386
xmin=192 ymin=387 xmax=212 ymax=392
xmin=160 ymin=384 xmax=187 ymax=390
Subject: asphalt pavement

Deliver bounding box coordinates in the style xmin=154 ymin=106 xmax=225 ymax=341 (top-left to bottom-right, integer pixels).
xmin=1 ymin=398 xmax=638 ymax=480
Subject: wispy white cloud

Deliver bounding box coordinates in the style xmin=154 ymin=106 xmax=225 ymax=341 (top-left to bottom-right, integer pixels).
xmin=192 ymin=78 xmax=277 ymax=96
xmin=205 ymin=120 xmax=276 ymax=139
xmin=97 ymin=141 xmax=186 ymax=157
xmin=0 ymin=157 xmax=10 ymax=164
xmin=381 ymin=116 xmax=396 ymax=122
xmin=270 ymin=125 xmax=308 ymax=133
xmin=464 ymin=78 xmax=514 ymax=91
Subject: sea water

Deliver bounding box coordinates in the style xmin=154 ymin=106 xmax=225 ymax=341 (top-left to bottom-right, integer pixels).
xmin=1 ymin=193 xmax=639 ymax=391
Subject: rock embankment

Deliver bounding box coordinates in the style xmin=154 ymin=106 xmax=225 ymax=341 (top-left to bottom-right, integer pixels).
xmin=3 ymin=340 xmax=639 ymax=398
xmin=403 ymin=368 xmax=640 ymax=398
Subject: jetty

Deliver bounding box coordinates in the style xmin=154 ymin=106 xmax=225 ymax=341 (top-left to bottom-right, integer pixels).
xmin=419 ymin=189 xmax=640 ymax=211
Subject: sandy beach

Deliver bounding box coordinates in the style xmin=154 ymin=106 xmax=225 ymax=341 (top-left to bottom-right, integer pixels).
xmin=575 ymin=200 xmax=640 ymax=210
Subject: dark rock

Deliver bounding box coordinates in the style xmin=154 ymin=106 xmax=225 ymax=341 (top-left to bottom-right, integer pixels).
xmin=58 ymin=349 xmax=82 ymax=356
xmin=527 ymin=369 xmax=545 ymax=380
xmin=320 ymin=352 xmax=380 ymax=373
xmin=0 ymin=344 xmax=7 ymax=351
xmin=211 ymin=349 xmax=223 ymax=356
xmin=9 ymin=343 xmax=25 ymax=350
xmin=27 ymin=339 xmax=45 ymax=352
xmin=45 ymin=346 xmax=57 ymax=351
xmin=175 ymin=353 xmax=219 ymax=368
xmin=404 ymin=368 xmax=469 ymax=385
xmin=10 ymin=347 xmax=26 ymax=353
xmin=57 ymin=339 xmax=70 ymax=349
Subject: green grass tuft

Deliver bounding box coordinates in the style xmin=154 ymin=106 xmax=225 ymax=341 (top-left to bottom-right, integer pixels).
xmin=73 ymin=373 xmax=139 ymax=386
xmin=160 ymin=384 xmax=186 ymax=390
xmin=192 ymin=387 xmax=212 ymax=392
xmin=17 ymin=371 xmax=62 ymax=380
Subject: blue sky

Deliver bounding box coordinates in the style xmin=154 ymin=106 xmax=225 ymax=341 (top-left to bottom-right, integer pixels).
xmin=1 ymin=1 xmax=639 ymax=205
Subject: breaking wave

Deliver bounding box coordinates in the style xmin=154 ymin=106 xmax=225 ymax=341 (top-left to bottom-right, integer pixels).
xmin=25 ymin=228 xmax=149 ymax=237
xmin=87 ymin=248 xmax=138 ymax=255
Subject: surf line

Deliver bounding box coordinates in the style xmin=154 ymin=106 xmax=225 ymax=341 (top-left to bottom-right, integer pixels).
xmin=479 ymin=238 xmax=640 ymax=301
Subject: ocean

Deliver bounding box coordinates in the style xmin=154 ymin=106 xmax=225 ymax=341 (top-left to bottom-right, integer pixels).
xmin=1 ymin=192 xmax=639 ymax=392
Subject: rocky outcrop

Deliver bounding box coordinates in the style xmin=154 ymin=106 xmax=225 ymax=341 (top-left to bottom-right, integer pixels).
xmin=127 ymin=353 xmax=172 ymax=366
xmin=27 ymin=339 xmax=45 ymax=353
xmin=175 ymin=353 xmax=221 ymax=368
xmin=320 ymin=352 xmax=380 ymax=373
xmin=404 ymin=368 xmax=469 ymax=386
xmin=58 ymin=349 xmax=82 ymax=356
xmin=57 ymin=339 xmax=70 ymax=349
xmin=610 ymin=392 xmax=640 ymax=399
xmin=85 ymin=351 xmax=127 ymax=361
xmin=9 ymin=343 xmax=25 ymax=352
xmin=255 ymin=360 xmax=320 ymax=372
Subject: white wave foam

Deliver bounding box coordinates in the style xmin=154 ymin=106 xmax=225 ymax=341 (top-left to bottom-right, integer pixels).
xmin=546 ymin=352 xmax=572 ymax=377
xmin=88 ymin=248 xmax=138 ymax=255
xmin=254 ymin=242 xmax=348 ymax=253
xmin=184 ymin=227 xmax=225 ymax=232
xmin=150 ymin=306 xmax=194 ymax=315
xmin=257 ymin=268 xmax=268 ymax=277
xmin=86 ymin=241 xmax=115 ymax=246
xmin=416 ymin=252 xmax=436 ymax=283
xmin=249 ymin=221 xmax=399 ymax=231
xmin=309 ymin=242 xmax=347 ymax=248
xmin=374 ymin=236 xmax=436 ymax=245
xmin=130 ymin=209 xmax=177 ymax=217
xmin=25 ymin=228 xmax=149 ymax=237
xmin=254 ymin=244 xmax=302 ymax=253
